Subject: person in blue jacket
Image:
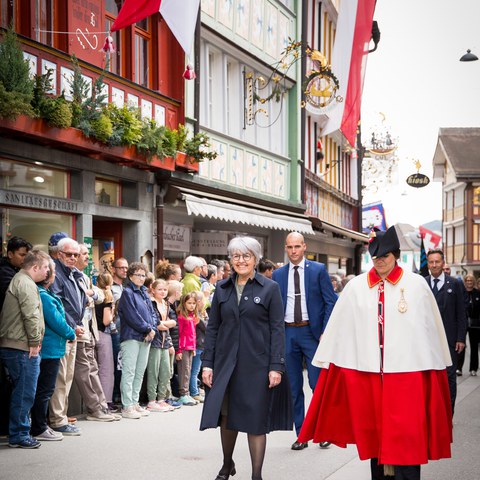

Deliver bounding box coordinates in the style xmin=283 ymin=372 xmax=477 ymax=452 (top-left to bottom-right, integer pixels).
xmin=272 ymin=232 xmax=337 ymax=450
xmin=31 ymin=259 xmax=76 ymax=441
xmin=118 ymin=262 xmax=158 ymax=419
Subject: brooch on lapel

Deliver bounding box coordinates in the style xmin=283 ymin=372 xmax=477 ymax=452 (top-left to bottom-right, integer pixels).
xmin=398 ymin=288 xmax=407 ymax=313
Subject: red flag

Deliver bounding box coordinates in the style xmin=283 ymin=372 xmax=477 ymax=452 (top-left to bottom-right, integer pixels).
xmin=111 ymin=0 xmax=200 ymax=55
xmin=419 ymin=226 xmax=442 ymax=251
xmin=322 ymin=0 xmax=376 ymax=147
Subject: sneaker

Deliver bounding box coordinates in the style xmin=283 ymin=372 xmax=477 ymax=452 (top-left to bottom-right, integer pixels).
xmin=122 ymin=406 xmax=141 ymax=419
xmin=192 ymin=395 xmax=204 ymax=403
xmin=471 ymin=370 xmax=477 ymax=376
xmin=51 ymin=424 xmax=81 ymax=436
xmin=178 ymin=395 xmax=196 ymax=406
xmin=36 ymin=427 xmax=63 ymax=442
xmin=186 ymin=395 xmax=199 ymax=405
xmin=134 ymin=404 xmax=150 ymax=416
xmin=456 ymin=370 xmax=463 ymax=376
xmin=147 ymin=401 xmax=171 ymax=412
xmin=165 ymin=398 xmax=182 ymax=409
xmin=156 ymin=400 xmax=175 ymax=411
xmin=86 ymin=410 xmax=115 ymax=422
xmin=9 ymin=437 xmax=41 ymax=449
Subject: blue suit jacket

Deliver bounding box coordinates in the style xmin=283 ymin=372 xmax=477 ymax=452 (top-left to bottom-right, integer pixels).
xmin=272 ymin=260 xmax=337 ymax=340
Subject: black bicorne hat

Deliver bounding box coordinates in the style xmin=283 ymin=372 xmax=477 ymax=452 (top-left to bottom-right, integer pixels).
xmin=368 ymin=226 xmax=400 ymax=259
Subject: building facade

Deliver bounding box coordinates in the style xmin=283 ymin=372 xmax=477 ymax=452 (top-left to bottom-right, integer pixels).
xmin=432 ymin=127 xmax=480 ymax=276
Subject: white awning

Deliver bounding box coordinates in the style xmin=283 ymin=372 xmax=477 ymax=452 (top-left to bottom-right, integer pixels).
xmin=183 ymin=193 xmax=314 ymax=235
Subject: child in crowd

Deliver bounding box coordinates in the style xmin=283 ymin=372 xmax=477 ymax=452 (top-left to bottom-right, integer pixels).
xmin=189 ymin=291 xmax=208 ymax=403
xmin=175 ymin=292 xmax=199 ymax=406
xmin=94 ymin=273 xmax=116 ymax=411
xmin=146 ymin=279 xmax=176 ymax=412
xmin=164 ymin=280 xmax=183 ymax=408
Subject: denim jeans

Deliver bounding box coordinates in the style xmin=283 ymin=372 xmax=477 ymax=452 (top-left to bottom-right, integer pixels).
xmin=120 ymin=339 xmax=151 ymax=408
xmin=189 ymin=349 xmax=203 ymax=396
xmin=0 ymin=348 xmax=40 ymax=443
xmin=111 ymin=331 xmax=122 ymax=403
xmin=30 ymin=358 xmax=60 ymax=436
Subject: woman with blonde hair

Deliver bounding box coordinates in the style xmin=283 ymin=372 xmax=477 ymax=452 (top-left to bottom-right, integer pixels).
xmin=94 ymin=272 xmax=116 ymax=410
xmin=458 ymin=274 xmax=480 ymax=376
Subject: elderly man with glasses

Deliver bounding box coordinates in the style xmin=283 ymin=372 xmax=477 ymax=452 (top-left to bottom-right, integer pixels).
xmin=48 ymin=237 xmax=86 ymax=436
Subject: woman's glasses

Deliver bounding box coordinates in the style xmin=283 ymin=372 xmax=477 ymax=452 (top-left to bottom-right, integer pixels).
xmin=231 ymin=253 xmax=252 ymax=262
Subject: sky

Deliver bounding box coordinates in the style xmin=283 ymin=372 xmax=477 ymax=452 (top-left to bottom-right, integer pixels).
xmin=361 ymin=0 xmax=480 ymax=229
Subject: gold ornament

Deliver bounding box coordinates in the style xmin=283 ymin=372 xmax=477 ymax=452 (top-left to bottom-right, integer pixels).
xmin=397 ymin=288 xmax=407 ymax=313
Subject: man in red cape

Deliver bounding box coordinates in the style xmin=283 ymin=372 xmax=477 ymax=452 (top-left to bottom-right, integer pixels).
xmin=298 ymin=226 xmax=452 ymax=480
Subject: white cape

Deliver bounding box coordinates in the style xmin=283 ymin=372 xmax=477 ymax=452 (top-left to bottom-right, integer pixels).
xmin=313 ymin=270 xmax=452 ymax=373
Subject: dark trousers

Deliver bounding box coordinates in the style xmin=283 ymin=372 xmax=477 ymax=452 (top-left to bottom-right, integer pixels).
xmin=371 ymin=459 xmax=421 ymax=480
xmin=457 ymin=328 xmax=480 ymax=372
xmin=285 ymin=325 xmax=320 ymax=435
xmin=111 ymin=331 xmax=122 ymax=403
xmin=30 ymin=358 xmax=60 ymax=436
xmin=447 ymin=347 xmax=458 ymax=415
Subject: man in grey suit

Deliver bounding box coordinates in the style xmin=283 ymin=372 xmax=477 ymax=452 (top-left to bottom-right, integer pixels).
xmin=426 ymin=248 xmax=467 ymax=414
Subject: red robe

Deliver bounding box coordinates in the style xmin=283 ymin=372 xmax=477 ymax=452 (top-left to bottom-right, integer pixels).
xmin=298 ymin=265 xmax=452 ymax=465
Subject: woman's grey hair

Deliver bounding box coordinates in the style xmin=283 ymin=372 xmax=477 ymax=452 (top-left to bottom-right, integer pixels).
xmin=183 ymin=255 xmax=204 ymax=273
xmin=227 ymin=237 xmax=263 ymax=265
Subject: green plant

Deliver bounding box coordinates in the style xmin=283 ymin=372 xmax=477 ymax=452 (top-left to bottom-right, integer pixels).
xmin=90 ymin=113 xmax=113 ymax=143
xmin=68 ymin=55 xmax=109 ymax=143
xmin=137 ymin=120 xmax=176 ymax=159
xmin=105 ymin=104 xmax=142 ymax=146
xmin=0 ymin=27 xmax=34 ymax=119
xmin=173 ymin=124 xmax=188 ymax=152
xmin=184 ymin=132 xmax=218 ymax=163
xmin=42 ymin=97 xmax=73 ymax=128
xmin=32 ymin=70 xmax=72 ymax=128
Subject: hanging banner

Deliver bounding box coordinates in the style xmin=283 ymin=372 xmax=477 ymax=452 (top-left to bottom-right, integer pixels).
xmin=362 ymin=202 xmax=387 ymax=233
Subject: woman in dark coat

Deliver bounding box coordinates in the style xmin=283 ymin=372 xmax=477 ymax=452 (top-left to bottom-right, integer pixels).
xmin=200 ymin=236 xmax=292 ymax=480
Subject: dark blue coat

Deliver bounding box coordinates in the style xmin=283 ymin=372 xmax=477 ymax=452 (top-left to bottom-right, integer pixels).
xmin=118 ymin=281 xmax=158 ymax=343
xmin=272 ymin=259 xmax=337 ymax=340
xmin=200 ymin=272 xmax=292 ymax=435
xmin=425 ymin=274 xmax=467 ymax=349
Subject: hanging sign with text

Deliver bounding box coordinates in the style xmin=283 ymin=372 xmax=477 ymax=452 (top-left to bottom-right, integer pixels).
xmin=406 ymin=173 xmax=430 ymax=188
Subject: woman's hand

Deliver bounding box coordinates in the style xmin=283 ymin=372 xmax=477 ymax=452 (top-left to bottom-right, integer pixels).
xmin=157 ymin=321 xmax=168 ymax=331
xmin=202 ymin=367 xmax=213 ymax=388
xmin=176 ymin=352 xmax=182 ymax=361
xmin=268 ymin=370 xmax=282 ymax=388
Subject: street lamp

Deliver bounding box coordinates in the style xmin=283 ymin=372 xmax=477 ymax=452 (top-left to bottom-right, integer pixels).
xmin=460 ymin=49 xmax=479 ymax=62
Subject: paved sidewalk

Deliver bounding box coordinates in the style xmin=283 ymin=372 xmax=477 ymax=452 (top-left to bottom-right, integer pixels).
xmin=0 ymin=374 xmax=479 ymax=480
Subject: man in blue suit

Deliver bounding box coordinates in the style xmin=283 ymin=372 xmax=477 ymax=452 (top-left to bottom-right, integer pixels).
xmin=425 ymin=249 xmax=466 ymax=415
xmin=272 ymin=232 xmax=337 ymax=450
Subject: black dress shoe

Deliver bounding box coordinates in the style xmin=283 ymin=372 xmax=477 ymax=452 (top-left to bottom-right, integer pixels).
xmin=215 ymin=461 xmax=236 ymax=480
xmin=291 ymin=441 xmax=308 ymax=450
xmin=319 ymin=441 xmax=331 ymax=449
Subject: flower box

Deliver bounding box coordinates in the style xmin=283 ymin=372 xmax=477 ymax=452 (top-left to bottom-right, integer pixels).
xmin=0 ymin=116 xmax=175 ymax=172
xmin=175 ymin=151 xmax=199 ymax=173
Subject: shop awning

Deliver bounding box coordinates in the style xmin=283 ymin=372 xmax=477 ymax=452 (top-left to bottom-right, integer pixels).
xmin=320 ymin=219 xmax=368 ymax=242
xmin=182 ymin=193 xmax=314 ymax=235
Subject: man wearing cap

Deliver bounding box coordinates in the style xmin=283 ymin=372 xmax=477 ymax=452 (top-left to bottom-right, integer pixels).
xmin=299 ymin=226 xmax=453 ymax=480
xmin=272 ymin=232 xmax=337 ymax=450
xmin=425 ymin=249 xmax=466 ymax=415
xmin=48 ymin=232 xmax=69 ymax=259
xmin=48 ymin=237 xmax=86 ymax=436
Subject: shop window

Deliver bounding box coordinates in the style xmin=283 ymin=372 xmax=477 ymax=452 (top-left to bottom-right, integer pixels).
xmin=95 ymin=177 xmax=120 ymax=206
xmin=473 ymin=187 xmax=480 ymax=216
xmin=0 ymin=159 xmax=68 ymax=198
xmin=1 ymin=207 xmax=73 ymax=254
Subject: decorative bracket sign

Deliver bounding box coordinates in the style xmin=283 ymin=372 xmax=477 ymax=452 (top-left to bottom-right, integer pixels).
xmin=406 ymin=160 xmax=430 ymax=188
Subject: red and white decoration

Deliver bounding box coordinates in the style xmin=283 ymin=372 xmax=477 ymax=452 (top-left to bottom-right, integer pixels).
xmin=322 ymin=0 xmax=376 ymax=147
xmin=112 ymin=0 xmax=200 ymax=56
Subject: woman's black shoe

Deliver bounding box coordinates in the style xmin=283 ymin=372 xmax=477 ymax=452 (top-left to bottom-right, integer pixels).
xmin=215 ymin=461 xmax=236 ymax=480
